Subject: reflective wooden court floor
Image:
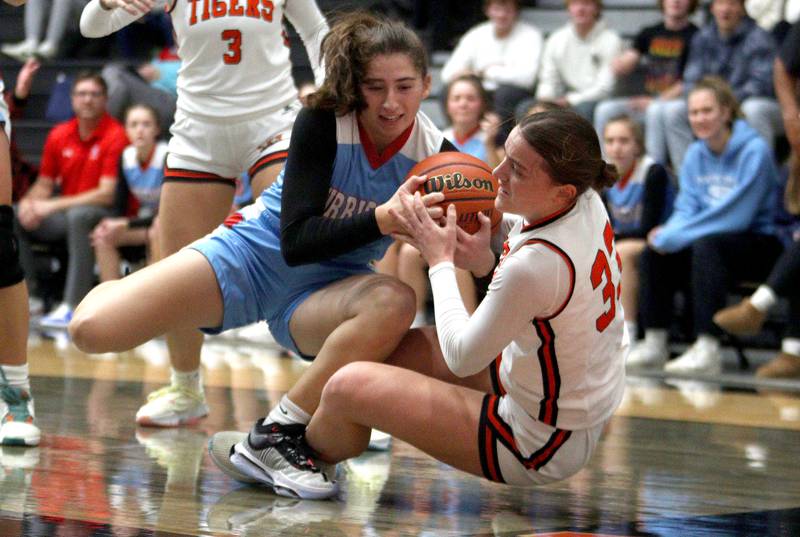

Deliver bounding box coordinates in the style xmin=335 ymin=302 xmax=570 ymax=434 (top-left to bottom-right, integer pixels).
xmin=3 ymin=330 xmax=800 ymax=537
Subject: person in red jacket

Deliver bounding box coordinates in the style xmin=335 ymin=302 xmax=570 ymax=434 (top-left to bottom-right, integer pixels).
xmin=15 ymin=71 xmax=128 ymax=329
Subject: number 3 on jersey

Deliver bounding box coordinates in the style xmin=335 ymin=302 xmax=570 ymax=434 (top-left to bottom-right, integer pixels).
xmin=222 ymin=29 xmax=242 ymax=64
xmin=590 ymin=222 xmax=622 ymax=333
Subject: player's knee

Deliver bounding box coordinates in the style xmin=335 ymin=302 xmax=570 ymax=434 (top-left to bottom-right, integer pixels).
xmin=366 ymin=278 xmax=415 ymax=328
xmin=323 ymin=362 xmax=376 ymax=408
xmin=68 ymin=285 xmax=115 ymax=352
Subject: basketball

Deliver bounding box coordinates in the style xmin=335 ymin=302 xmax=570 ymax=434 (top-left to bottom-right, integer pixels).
xmin=406 ymin=152 xmax=502 ymax=234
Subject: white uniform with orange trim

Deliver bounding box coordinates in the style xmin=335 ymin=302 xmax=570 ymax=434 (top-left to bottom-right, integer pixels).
xmin=80 ymin=0 xmax=328 ymax=180
xmin=429 ymin=189 xmax=627 ymax=485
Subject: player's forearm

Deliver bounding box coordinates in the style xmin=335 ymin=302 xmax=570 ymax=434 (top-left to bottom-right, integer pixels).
xmin=80 ymin=0 xmax=140 ymax=37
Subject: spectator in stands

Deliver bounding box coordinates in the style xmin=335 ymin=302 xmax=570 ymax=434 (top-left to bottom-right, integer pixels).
xmin=101 ymin=47 xmax=179 ymax=135
xmin=91 ymin=104 xmax=165 ymax=282
xmin=1 ymin=0 xmax=88 ymax=61
xmin=14 ymin=71 xmax=128 ymax=328
xmin=652 ymin=0 xmax=780 ymax=170
xmin=602 ymin=115 xmax=674 ymax=343
xmin=593 ymin=0 xmax=698 ymax=156
xmin=441 ymin=0 xmax=543 ymax=134
xmin=713 ymin=20 xmax=800 ymax=379
xmin=441 ymin=74 xmax=495 ymax=164
xmin=534 ymin=0 xmax=623 ymax=121
xmin=627 ymin=77 xmax=782 ymax=374
xmin=3 ymin=59 xmax=40 ymax=205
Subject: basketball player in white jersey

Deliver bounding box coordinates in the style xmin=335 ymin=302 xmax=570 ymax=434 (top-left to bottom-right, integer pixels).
xmin=283 ymin=110 xmax=628 ymax=496
xmin=0 ymin=0 xmax=41 ymax=448
xmin=79 ymin=0 xmax=328 ymax=427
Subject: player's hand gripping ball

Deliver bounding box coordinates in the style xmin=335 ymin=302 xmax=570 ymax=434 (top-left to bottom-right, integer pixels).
xmin=406 ymin=152 xmax=501 ymax=234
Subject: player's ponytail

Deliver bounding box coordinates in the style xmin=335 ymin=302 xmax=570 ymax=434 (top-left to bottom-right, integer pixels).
xmin=306 ymin=12 xmax=427 ymax=115
xmin=517 ymin=110 xmax=618 ymax=195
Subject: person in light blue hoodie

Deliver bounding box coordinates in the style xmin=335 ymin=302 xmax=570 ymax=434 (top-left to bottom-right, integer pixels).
xmin=627 ymin=76 xmax=783 ymax=374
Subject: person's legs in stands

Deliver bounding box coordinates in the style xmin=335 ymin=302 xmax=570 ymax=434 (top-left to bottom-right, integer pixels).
xmin=40 ymin=205 xmax=110 ymax=328
xmin=662 ymin=98 xmax=692 ymax=170
xmin=666 ymin=232 xmax=783 ymax=374
xmin=741 ymin=97 xmax=783 ymax=151
xmin=645 ymin=99 xmax=670 ymax=165
xmin=594 ymin=98 xmax=643 ymax=140
xmin=1 ymin=0 xmax=46 ymax=61
xmin=101 ymin=64 xmax=177 ymax=134
xmin=627 ymin=246 xmax=689 ymax=368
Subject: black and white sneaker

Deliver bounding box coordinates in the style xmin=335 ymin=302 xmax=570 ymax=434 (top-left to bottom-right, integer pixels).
xmin=230 ymin=421 xmax=338 ymax=500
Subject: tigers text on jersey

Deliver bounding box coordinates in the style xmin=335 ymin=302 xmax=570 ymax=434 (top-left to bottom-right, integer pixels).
xmin=80 ymin=0 xmax=327 ymax=118
xmin=495 ymin=191 xmax=627 ymax=432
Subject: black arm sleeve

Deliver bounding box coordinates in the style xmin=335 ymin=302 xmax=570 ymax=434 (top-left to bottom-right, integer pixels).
xmin=112 ymin=159 xmax=130 ymax=218
xmin=280 ymin=109 xmax=458 ymax=266
xmin=280 ymin=107 xmax=384 ymax=266
xmin=619 ymin=163 xmax=670 ymax=240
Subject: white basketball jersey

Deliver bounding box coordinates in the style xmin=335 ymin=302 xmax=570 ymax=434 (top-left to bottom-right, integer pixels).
xmin=496 ymin=190 xmax=627 ymax=431
xmin=168 ymin=0 xmax=326 ymax=117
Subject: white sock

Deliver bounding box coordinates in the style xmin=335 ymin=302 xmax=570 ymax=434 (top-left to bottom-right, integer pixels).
xmin=0 ymin=363 xmax=31 ymax=393
xmin=644 ymin=328 xmax=668 ymax=348
xmin=782 ymin=338 xmax=800 ymax=357
xmin=266 ymin=394 xmax=311 ymax=426
xmin=411 ymin=311 xmax=427 ymax=328
xmin=171 ymin=368 xmax=202 ymax=392
xmin=625 ymin=321 xmax=638 ymax=341
xmin=696 ymin=334 xmax=720 ymax=352
xmin=750 ymin=285 xmax=777 ymax=312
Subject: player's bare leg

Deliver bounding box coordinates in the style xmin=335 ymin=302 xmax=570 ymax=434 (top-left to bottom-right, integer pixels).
xmin=249 ymin=161 xmax=284 ymax=199
xmin=222 ymin=273 xmax=416 ymax=498
xmin=0 ymin=118 xmax=39 ymax=446
xmin=306 ymin=362 xmax=486 ymax=475
xmin=70 ymin=249 xmax=225 ymax=352
xmin=287 ymin=273 xmax=416 ymax=414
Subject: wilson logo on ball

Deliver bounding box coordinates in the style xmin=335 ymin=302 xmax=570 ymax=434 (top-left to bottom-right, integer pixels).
xmin=421 ymin=172 xmax=495 ymax=195
xmin=407 ymin=152 xmax=502 ymax=234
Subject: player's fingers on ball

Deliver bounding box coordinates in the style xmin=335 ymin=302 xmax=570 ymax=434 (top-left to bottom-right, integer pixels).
xmin=427 ymin=206 xmax=444 ymax=220
xmin=404 ymin=174 xmax=427 ymax=191
xmin=412 ymin=192 xmax=428 ymax=216
xmin=420 ymin=191 xmax=444 ymax=206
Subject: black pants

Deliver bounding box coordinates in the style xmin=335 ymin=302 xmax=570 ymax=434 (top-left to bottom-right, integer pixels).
xmin=767 ymin=238 xmax=800 ymax=339
xmin=640 ymin=232 xmax=783 ymax=337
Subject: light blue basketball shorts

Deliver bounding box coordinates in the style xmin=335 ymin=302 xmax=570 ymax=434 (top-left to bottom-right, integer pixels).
xmin=189 ymin=199 xmax=373 ymax=358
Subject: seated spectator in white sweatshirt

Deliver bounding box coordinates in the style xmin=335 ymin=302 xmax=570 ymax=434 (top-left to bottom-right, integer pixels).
xmin=535 ymin=0 xmax=623 ymax=121
xmin=442 ymin=0 xmax=543 ymax=135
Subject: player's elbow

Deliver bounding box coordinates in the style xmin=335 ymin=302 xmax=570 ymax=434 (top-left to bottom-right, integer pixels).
xmin=79 ymin=16 xmax=105 ymax=38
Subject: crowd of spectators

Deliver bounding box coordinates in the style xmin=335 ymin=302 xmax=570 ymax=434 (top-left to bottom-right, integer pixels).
xmin=2 ymin=0 xmax=800 ymax=379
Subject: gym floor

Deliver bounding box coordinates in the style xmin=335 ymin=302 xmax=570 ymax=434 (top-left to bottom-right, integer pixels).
xmin=1 ymin=332 xmax=799 ymax=537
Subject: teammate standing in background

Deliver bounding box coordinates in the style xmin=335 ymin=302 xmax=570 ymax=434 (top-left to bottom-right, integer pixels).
xmin=0 ymin=0 xmax=40 ymax=448
xmin=79 ymin=0 xmax=329 ymax=427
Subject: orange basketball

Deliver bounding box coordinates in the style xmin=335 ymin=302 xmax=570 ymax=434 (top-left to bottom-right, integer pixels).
xmin=407 ymin=152 xmax=502 ymax=234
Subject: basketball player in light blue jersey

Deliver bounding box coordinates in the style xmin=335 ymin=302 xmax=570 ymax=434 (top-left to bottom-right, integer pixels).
xmin=70 ymin=12 xmax=457 ymax=499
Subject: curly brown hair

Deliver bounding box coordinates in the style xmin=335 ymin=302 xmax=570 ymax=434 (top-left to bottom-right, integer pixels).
xmin=305 ymin=12 xmax=428 ymax=116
